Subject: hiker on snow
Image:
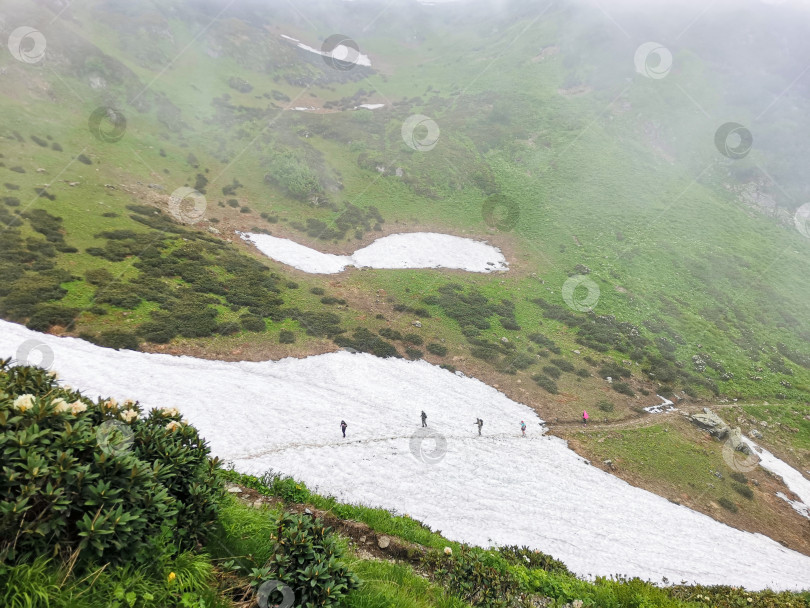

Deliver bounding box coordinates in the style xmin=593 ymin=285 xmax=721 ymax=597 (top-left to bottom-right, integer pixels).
xmin=582 ymin=410 xmax=589 ymax=425
xmin=421 ymin=410 xmax=427 ymax=427
xmin=520 ymin=420 xmax=526 ymax=437
xmin=475 ymin=418 xmax=483 ymax=436
xmin=340 ymin=420 xmax=348 ymax=438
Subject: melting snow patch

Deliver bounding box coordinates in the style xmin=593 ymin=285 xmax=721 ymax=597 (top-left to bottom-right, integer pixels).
xmin=2 ymin=320 xmax=810 ymax=591
xmin=239 ymin=232 xmax=509 ymax=274
xmin=643 ymin=395 xmax=676 ymax=414
xmin=282 ymin=36 xmax=372 ymax=67
xmin=356 ymin=103 xmax=384 ymax=110
xmin=742 ymin=436 xmax=810 ymax=518
xmin=280 ymin=34 xmax=300 ymax=42
xmin=776 ymin=492 xmax=810 ymax=519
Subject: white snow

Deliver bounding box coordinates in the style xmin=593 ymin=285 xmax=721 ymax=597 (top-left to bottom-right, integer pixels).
xmin=239 ymin=232 xmax=509 ymax=274
xmin=2 ymin=320 xmax=810 ymax=591
xmin=356 ymin=103 xmax=384 ymax=110
xmin=281 ymin=35 xmax=372 ymax=67
xmin=776 ymin=492 xmax=810 ymax=519
xmin=643 ymin=395 xmax=676 ymax=414
xmin=742 ymin=437 xmax=810 ymax=519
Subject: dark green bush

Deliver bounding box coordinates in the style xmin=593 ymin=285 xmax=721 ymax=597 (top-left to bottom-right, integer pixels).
xmin=85 ymin=267 xmax=114 ymax=285
xmin=423 ymin=545 xmax=519 ymax=608
xmin=612 ymin=381 xmax=635 ymax=396
xmin=729 ymin=471 xmax=747 ymax=484
xmin=217 ymin=321 xmax=241 ymax=335
xmin=310 ymin=287 xmax=325 ymax=295
xmin=82 ymin=330 xmax=140 ymax=350
xmin=279 ymin=329 xmax=295 ymax=344
xmin=334 ymin=327 xmax=398 ymax=358
xmin=405 ymin=347 xmax=423 ymax=360
xmin=532 ymin=374 xmax=558 ymax=394
xmin=427 ymin=343 xmax=448 ymax=356
xmin=321 ymin=296 xmax=346 ymax=305
xmin=542 ymin=365 xmax=562 ymax=379
xmin=0 ymin=361 xmax=222 ymax=566
xmin=732 ymin=483 xmax=754 ymax=499
xmin=240 ymin=313 xmax=266 ymax=332
xmin=254 ymin=512 xmax=359 ymax=608
xmin=379 ymin=327 xmax=403 ymax=341
xmin=575 ymin=368 xmax=590 ymax=378
xmin=718 ymin=497 xmax=738 ymax=512
xmin=550 ymin=358 xmax=575 ymax=373
xmin=403 ymin=333 xmax=423 ymax=345
xmin=497 ymin=545 xmax=571 ymax=575
xmin=24 ymin=305 xmax=79 ymax=332
xmin=597 ymin=399 xmax=614 ymax=412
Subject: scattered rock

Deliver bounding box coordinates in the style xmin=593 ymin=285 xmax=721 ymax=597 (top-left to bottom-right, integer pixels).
xmin=689 ymin=409 xmax=731 ymax=439
xmin=378 ymin=536 xmax=390 ymax=549
xmin=359 ymin=535 xmax=366 ymax=543
xmin=749 ymin=429 xmax=763 ymax=439
xmin=226 ymin=486 xmax=242 ymax=494
xmin=412 ymin=321 xmax=422 ymax=328
xmin=501 ymin=337 xmax=509 ymax=344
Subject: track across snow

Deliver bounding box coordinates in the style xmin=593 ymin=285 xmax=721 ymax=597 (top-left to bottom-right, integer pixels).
xmin=239 ymin=232 xmax=509 ymax=274
xmin=2 ymin=320 xmax=809 ymax=591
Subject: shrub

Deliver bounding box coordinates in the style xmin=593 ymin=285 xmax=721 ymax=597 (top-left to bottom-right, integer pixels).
xmin=285 ymin=281 xmax=298 ymax=289
xmin=403 ymin=333 xmax=423 ymax=345
xmin=508 ymin=352 xmax=536 ymax=370
xmin=0 ymin=361 xmax=222 ymax=566
xmin=542 ymin=365 xmax=562 ymax=379
xmin=82 ymin=330 xmax=140 ymax=350
xmin=279 ymin=330 xmax=295 ymax=344
xmin=255 ymin=512 xmax=359 ymax=608
xmin=240 ymin=314 xmax=266 ymax=332
xmin=612 ymin=381 xmax=635 ymax=396
xmin=597 ymin=399 xmax=615 ymax=413
xmin=310 ymin=287 xmax=325 ymax=295
xmin=77 ymin=154 xmax=92 ymax=165
xmin=321 ymin=296 xmax=346 ymax=305
xmin=423 ymin=545 xmax=519 ymax=608
xmin=405 ymin=347 xmax=423 ymax=360
xmin=334 ymin=327 xmax=398 ymax=358
xmin=718 ymin=497 xmax=738 ymax=512
xmin=575 ymin=368 xmax=590 ymax=378
xmin=729 ymin=471 xmax=747 ymax=484
xmin=217 ymin=321 xmax=241 ymax=335
xmin=427 ymin=343 xmax=448 ymax=356
xmin=732 ymin=483 xmax=754 ymax=499
xmin=550 ymin=358 xmax=575 ymax=373
xmin=497 ymin=545 xmax=571 ymax=575
xmin=24 ymin=305 xmax=79 ymax=332
xmin=532 ymin=374 xmax=558 ymax=394
xmin=85 ymin=267 xmax=114 ymax=285
xmin=379 ymin=327 xmax=403 ymax=341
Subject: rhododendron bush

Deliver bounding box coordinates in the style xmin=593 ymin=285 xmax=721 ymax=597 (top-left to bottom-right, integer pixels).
xmin=0 ymin=359 xmax=222 ymax=566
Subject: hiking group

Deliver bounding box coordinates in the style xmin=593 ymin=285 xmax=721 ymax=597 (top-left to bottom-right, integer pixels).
xmin=339 ymin=412 xmax=563 ymax=438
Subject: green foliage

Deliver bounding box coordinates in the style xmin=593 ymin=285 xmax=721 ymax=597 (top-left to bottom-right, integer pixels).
xmin=597 ymin=399 xmax=615 ymax=413
xmin=423 ymin=545 xmax=520 ymax=608
xmin=718 ymin=497 xmax=738 ymax=512
xmin=427 ymin=343 xmax=448 ymax=357
xmin=732 ymin=483 xmax=754 ymax=499
xmin=532 ymin=374 xmax=558 ymax=394
xmin=496 ymin=545 xmax=571 ymax=575
xmin=612 ymin=381 xmax=635 ymax=396
xmin=264 ymin=149 xmax=323 ymax=200
xmin=335 ymin=327 xmax=398 ymax=358
xmin=279 ymin=329 xmax=296 ymax=344
xmin=0 ymin=361 xmax=221 ymax=567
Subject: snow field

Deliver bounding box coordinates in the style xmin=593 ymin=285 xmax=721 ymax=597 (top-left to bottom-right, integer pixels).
xmin=1 ymin=320 xmax=810 ymax=591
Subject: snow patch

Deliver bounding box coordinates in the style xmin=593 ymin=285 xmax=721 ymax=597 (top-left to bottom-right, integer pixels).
xmin=239 ymin=232 xmax=509 ymax=274
xmin=742 ymin=437 xmax=810 ymax=518
xmin=643 ymin=395 xmax=676 ymax=414
xmin=2 ymin=320 xmax=810 ymax=591
xmin=282 ymin=36 xmax=372 ymax=67
xmin=356 ymin=103 xmax=384 ymax=110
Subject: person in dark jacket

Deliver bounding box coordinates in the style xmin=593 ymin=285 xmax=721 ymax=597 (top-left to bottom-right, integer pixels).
xmin=421 ymin=410 xmax=428 ymax=427
xmin=475 ymin=418 xmax=483 ymax=436
xmin=340 ymin=420 xmax=347 ymax=438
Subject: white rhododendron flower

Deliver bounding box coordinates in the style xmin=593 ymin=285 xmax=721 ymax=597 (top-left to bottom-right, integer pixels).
xmin=48 ymin=370 xmax=59 ymax=380
xmin=161 ymin=407 xmax=180 ymax=417
xmin=120 ymin=409 xmax=138 ymax=423
xmin=166 ymin=420 xmax=181 ymax=432
xmin=70 ymin=401 xmax=87 ymax=415
xmin=444 ymin=547 xmax=453 ymax=556
xmin=51 ymin=398 xmax=70 ymax=413
xmin=103 ymin=398 xmax=118 ymax=409
xmin=123 ymin=399 xmax=136 ymax=408
xmin=13 ymin=394 xmax=35 ymax=412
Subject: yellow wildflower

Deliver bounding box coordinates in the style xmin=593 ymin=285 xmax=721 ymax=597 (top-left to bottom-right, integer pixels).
xmin=167 ymin=572 xmax=176 ymax=583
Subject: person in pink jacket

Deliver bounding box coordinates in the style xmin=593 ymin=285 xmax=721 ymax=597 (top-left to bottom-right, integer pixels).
xmin=582 ymin=410 xmax=589 ymax=425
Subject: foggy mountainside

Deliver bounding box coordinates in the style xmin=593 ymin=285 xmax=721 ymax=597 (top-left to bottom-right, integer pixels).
xmin=1 ymin=0 xmax=810 ymax=606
